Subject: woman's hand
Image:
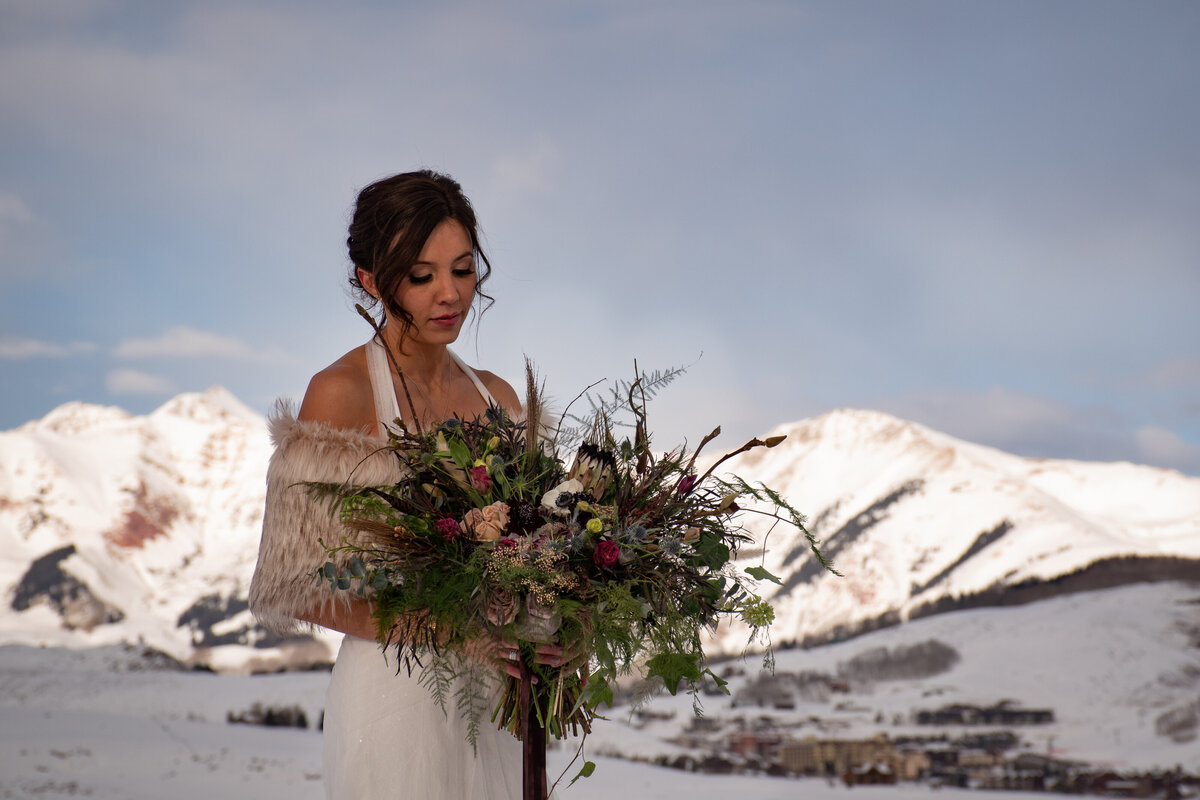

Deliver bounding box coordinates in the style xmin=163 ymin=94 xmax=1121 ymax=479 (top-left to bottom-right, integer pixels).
xmin=465 ymin=632 xmax=577 ymax=680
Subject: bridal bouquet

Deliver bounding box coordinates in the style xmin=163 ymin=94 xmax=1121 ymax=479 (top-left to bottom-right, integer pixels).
xmin=311 ymin=362 xmax=831 ymax=754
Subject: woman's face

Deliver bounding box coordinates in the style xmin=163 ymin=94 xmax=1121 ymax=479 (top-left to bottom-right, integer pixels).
xmin=363 ymin=218 xmax=478 ymax=347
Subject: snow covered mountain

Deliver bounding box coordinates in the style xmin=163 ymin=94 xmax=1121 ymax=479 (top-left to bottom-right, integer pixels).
xmin=717 ymin=409 xmax=1200 ymax=649
xmin=0 ymin=388 xmax=339 ymax=672
xmin=2 ymin=392 xmax=1197 ymax=671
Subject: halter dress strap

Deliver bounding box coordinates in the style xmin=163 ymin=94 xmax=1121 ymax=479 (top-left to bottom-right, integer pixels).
xmin=448 ymin=349 xmax=498 ymax=407
xmin=365 ymin=336 xmax=403 ymax=437
xmin=365 ymin=336 xmax=497 ymax=437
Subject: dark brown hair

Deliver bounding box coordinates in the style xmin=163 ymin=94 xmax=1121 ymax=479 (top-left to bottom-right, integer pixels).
xmin=347 ymin=170 xmax=493 ymax=338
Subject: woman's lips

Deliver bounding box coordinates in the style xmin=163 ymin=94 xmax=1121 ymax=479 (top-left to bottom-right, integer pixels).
xmin=431 ymin=313 xmax=460 ymax=328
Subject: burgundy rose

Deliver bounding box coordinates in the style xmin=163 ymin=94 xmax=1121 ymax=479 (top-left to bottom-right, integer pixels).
xmin=593 ymin=540 xmax=620 ymax=569
xmin=435 ymin=517 xmax=461 ymax=540
xmin=469 ymin=465 xmax=492 ymax=493
xmin=677 ymin=474 xmax=698 ymax=495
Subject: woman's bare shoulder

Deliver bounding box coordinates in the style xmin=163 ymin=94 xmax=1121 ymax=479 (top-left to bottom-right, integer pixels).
xmin=297 ymin=346 xmax=376 ymax=433
xmin=473 ymin=369 xmax=523 ymax=417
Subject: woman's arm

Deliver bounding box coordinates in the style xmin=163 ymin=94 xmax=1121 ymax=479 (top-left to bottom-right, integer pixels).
xmin=298 ymin=361 xmax=376 ymax=432
xmin=284 ymin=361 xmax=385 ymax=640
xmin=296 ymin=596 xmax=381 ymax=641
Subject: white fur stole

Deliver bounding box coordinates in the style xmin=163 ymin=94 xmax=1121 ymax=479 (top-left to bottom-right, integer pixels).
xmin=249 ymin=404 xmax=402 ymax=635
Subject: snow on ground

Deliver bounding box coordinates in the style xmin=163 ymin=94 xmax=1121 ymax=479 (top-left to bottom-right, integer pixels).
xmin=2 ymin=582 xmax=1197 ymax=798
xmin=583 ymin=581 xmax=1200 ymax=772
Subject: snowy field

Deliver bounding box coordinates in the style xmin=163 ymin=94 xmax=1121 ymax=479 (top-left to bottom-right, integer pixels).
xmin=2 ymin=582 xmax=1197 ymax=798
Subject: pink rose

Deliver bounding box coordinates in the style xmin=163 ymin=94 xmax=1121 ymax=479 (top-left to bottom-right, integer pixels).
xmin=593 ymin=540 xmax=620 ymax=569
xmin=469 ymin=465 xmax=492 ymax=493
xmin=463 ymin=502 xmax=510 ymax=541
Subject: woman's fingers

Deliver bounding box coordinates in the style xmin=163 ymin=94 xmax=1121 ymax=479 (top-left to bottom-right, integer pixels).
xmin=531 ymin=642 xmax=568 ymax=667
xmin=482 ymin=635 xmax=587 ymax=676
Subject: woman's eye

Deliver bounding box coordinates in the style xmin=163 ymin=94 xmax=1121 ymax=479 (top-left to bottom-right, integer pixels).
xmin=408 ymin=274 xmax=433 ymax=285
xmin=453 ymin=268 xmax=476 ymax=277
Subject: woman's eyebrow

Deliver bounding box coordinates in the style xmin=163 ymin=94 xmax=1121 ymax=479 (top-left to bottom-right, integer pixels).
xmin=412 ymin=251 xmax=474 ymax=266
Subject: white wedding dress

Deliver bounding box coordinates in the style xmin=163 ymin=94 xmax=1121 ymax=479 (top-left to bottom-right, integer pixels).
xmin=322 ymin=338 xmax=522 ymax=799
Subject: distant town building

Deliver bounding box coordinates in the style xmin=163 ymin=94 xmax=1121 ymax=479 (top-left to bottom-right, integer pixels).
xmin=915 ymin=701 xmax=1054 ymax=726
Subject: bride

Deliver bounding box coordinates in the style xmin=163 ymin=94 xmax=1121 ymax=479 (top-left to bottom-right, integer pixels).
xmin=249 ymin=170 xmax=561 ymax=798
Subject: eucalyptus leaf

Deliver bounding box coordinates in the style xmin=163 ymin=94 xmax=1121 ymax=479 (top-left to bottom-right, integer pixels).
xmin=745 ymin=565 xmax=783 ymax=585
xmin=569 ymin=761 xmax=596 ymax=787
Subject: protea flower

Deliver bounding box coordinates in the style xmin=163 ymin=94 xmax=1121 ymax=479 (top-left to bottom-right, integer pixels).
xmin=568 ymin=442 xmax=616 ymax=500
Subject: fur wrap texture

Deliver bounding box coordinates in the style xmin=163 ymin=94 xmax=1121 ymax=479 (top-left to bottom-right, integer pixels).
xmin=249 ymin=404 xmax=401 ymax=635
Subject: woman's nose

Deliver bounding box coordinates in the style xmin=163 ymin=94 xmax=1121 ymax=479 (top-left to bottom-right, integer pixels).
xmin=433 ymin=271 xmax=459 ymax=302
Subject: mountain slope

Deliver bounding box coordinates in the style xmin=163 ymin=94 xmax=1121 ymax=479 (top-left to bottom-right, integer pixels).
xmin=2 ymin=395 xmax=1197 ymax=670
xmin=717 ymin=409 xmax=1200 ymax=648
xmin=0 ymin=388 xmax=336 ymax=670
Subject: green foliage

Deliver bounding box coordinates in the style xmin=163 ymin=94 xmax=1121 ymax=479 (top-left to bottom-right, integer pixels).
xmin=306 ymin=364 xmax=838 ymax=765
xmin=646 ymin=652 xmax=702 ymax=695
xmin=569 ymin=760 xmax=596 ymax=787
xmin=745 ymin=565 xmax=782 ymax=585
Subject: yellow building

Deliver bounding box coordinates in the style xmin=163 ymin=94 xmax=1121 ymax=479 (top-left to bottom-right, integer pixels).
xmin=776 ymin=734 xmax=930 ymax=781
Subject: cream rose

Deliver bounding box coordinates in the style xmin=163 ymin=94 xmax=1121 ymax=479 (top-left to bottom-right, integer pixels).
xmin=463 ymin=501 xmax=511 ymax=541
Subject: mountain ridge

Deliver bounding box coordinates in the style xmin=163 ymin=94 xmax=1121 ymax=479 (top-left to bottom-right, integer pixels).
xmin=2 ymin=389 xmax=1197 ymax=671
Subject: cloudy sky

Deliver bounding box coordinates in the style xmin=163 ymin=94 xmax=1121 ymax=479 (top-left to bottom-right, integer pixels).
xmin=1 ymin=0 xmax=1198 ymax=474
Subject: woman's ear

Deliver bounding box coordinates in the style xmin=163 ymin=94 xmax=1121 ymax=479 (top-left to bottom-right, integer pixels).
xmin=357 ymin=268 xmax=380 ymax=299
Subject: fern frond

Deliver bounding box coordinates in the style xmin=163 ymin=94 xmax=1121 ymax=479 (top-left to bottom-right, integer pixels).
xmin=454 ymin=661 xmax=491 ymax=755
xmin=417 ymin=655 xmax=456 ymax=718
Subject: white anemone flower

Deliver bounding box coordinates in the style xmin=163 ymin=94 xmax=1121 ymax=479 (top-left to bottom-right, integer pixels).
xmin=540 ymin=478 xmax=583 ymax=516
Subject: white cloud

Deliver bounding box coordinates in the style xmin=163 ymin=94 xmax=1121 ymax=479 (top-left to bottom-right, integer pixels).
xmin=881 ymin=387 xmax=1080 ymax=445
xmin=1134 ymin=426 xmax=1200 ymax=471
xmin=492 ymin=136 xmax=562 ymax=196
xmin=0 ymin=192 xmax=33 ymax=223
xmin=0 ymin=191 xmax=35 ymax=279
xmin=0 ymin=337 xmax=96 ymax=359
xmin=106 ymin=369 xmax=176 ymax=396
xmin=1147 ymin=357 xmax=1200 ymax=388
xmin=877 ymin=386 xmax=1200 ymax=473
xmin=876 ymin=386 xmax=1142 ymax=464
xmin=114 ymin=327 xmax=258 ymax=360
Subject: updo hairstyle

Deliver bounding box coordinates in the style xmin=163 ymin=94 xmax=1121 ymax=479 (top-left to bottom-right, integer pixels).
xmin=347 ymin=170 xmax=493 ymax=339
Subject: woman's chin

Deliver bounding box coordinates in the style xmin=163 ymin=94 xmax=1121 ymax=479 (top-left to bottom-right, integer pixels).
xmin=414 ymin=326 xmax=463 ymax=346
